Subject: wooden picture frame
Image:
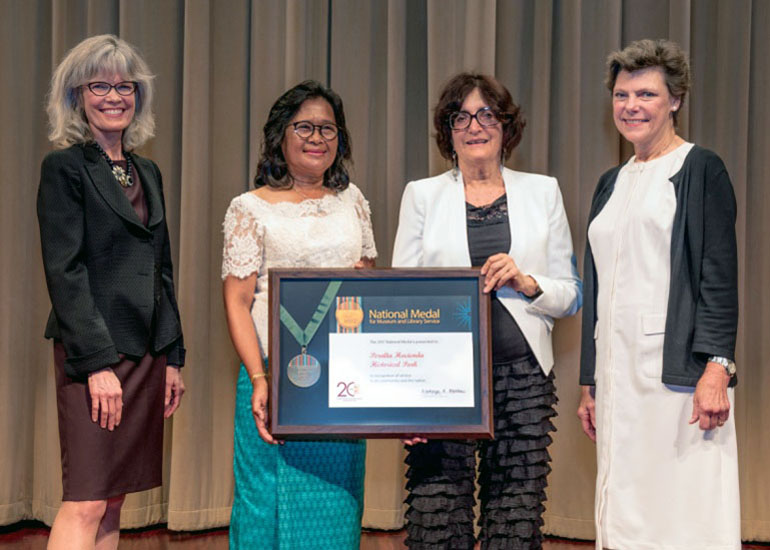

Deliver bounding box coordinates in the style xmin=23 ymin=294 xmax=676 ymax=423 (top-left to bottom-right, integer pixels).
xmin=268 ymin=268 xmax=492 ymax=439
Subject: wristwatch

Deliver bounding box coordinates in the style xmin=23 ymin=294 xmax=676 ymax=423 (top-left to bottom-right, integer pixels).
xmin=708 ymin=356 xmax=736 ymax=377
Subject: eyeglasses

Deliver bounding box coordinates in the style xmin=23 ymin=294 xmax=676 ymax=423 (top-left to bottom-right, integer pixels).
xmin=291 ymin=121 xmax=339 ymax=141
xmin=83 ymin=81 xmax=137 ymax=96
xmin=448 ymin=107 xmax=500 ymax=130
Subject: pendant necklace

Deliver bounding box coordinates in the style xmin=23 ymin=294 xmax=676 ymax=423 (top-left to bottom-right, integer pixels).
xmin=292 ymin=182 xmax=329 ymax=213
xmin=93 ymin=142 xmax=134 ymax=187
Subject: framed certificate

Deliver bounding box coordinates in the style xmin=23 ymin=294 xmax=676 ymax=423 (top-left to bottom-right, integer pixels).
xmin=268 ymin=268 xmax=492 ymax=438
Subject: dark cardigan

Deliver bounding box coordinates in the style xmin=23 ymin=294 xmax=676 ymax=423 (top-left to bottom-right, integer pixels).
xmin=580 ymin=145 xmax=738 ymax=388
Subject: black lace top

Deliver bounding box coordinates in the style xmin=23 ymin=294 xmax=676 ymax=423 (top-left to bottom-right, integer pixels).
xmin=466 ymin=194 xmax=532 ymax=363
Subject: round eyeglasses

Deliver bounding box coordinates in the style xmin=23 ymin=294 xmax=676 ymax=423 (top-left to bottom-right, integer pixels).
xmin=83 ymin=81 xmax=137 ymax=96
xmin=291 ymin=121 xmax=339 ymax=141
xmin=448 ymin=107 xmax=500 ymax=130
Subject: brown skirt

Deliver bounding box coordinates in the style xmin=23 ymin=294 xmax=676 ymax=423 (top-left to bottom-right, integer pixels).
xmin=54 ymin=343 xmax=166 ymax=501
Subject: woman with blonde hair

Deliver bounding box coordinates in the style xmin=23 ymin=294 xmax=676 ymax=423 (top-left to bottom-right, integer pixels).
xmin=37 ymin=34 xmax=185 ymax=550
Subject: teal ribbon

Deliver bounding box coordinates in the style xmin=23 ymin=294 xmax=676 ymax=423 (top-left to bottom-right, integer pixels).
xmin=280 ymin=281 xmax=342 ymax=349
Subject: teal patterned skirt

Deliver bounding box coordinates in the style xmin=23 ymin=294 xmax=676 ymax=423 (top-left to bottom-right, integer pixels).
xmin=230 ymin=364 xmax=366 ymax=549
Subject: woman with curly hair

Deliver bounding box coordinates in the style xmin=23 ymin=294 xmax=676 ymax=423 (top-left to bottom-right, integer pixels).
xmin=393 ymin=72 xmax=581 ymax=550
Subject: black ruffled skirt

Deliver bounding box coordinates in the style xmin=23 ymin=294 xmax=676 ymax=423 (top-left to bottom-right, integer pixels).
xmin=404 ymin=348 xmax=556 ymax=550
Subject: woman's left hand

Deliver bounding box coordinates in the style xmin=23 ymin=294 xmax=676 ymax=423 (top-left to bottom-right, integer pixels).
xmin=481 ymin=253 xmax=539 ymax=295
xmin=577 ymin=385 xmax=597 ymax=442
xmin=689 ymin=363 xmax=731 ymax=430
xmin=164 ymin=365 xmax=186 ymax=418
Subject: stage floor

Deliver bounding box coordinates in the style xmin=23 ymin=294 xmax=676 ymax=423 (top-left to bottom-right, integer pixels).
xmin=1 ymin=522 xmax=767 ymax=549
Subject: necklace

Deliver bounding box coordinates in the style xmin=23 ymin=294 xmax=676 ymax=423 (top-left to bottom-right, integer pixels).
xmin=292 ymin=182 xmax=326 ymax=200
xmin=93 ymin=142 xmax=134 ymax=187
xmin=292 ymin=183 xmax=329 ymax=213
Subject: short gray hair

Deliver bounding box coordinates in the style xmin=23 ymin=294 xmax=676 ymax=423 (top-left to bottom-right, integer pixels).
xmin=47 ymin=34 xmax=155 ymax=150
xmin=606 ymin=39 xmax=690 ymax=125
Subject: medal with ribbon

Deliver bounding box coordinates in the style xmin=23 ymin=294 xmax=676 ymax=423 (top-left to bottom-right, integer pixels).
xmin=280 ymin=281 xmax=342 ymax=388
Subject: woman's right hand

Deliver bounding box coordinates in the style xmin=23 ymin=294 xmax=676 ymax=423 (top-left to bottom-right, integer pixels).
xmin=87 ymin=367 xmax=123 ymax=431
xmin=577 ymin=385 xmax=597 ymax=442
xmin=401 ymin=436 xmax=428 ymax=445
xmin=223 ymin=273 xmax=278 ymax=444
xmin=252 ymin=377 xmax=279 ymax=445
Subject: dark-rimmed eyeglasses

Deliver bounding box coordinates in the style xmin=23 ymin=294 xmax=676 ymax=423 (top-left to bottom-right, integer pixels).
xmin=291 ymin=121 xmax=339 ymax=141
xmin=449 ymin=107 xmax=500 ymax=130
xmin=83 ymin=81 xmax=137 ymax=96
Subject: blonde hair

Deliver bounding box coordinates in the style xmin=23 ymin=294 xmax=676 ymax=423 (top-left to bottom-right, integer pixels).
xmin=47 ymin=34 xmax=155 ymax=150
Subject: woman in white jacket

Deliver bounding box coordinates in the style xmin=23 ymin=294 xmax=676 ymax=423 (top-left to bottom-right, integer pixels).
xmin=392 ymin=72 xmax=581 ymax=550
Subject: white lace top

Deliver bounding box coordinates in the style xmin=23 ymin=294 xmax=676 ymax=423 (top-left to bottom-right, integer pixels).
xmin=221 ymin=183 xmax=377 ymax=357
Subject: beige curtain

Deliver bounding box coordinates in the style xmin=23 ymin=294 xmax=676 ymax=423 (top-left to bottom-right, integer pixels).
xmin=1 ymin=0 xmax=767 ymax=541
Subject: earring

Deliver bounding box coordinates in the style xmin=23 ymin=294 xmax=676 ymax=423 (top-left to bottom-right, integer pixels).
xmin=451 ymin=151 xmax=458 ymax=180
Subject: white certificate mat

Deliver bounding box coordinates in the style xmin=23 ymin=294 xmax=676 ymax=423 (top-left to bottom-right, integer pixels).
xmin=328 ymin=332 xmax=474 ymax=408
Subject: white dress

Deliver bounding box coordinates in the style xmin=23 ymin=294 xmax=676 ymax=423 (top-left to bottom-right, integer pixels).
xmin=588 ymin=143 xmax=740 ymax=550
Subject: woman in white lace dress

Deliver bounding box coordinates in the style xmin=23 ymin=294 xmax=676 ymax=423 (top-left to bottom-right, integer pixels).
xmin=221 ymin=81 xmax=377 ymax=550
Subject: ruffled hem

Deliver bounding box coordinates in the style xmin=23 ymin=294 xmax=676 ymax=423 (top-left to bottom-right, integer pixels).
xmin=406 ymin=478 xmax=476 ymax=496
xmin=481 ymin=463 xmax=552 ymax=482
xmin=406 ymin=493 xmax=476 ymax=513
xmin=404 ymin=354 xmax=555 ymax=549
xmin=497 ymin=392 xmax=557 ymax=412
xmin=482 ymin=505 xmax=545 ymax=523
xmin=406 ymin=439 xmax=477 ymax=457
xmin=406 ymin=452 xmax=477 ymax=471
xmin=477 ymin=477 xmax=549 ymax=499
xmin=406 ymin=506 xmax=474 ymax=527
xmin=406 ymin=523 xmax=476 ymax=546
xmin=482 ymin=435 xmax=552 ymax=455
xmin=483 ymin=535 xmax=544 ymax=550
xmin=482 ymin=517 xmax=544 ymax=539
xmin=476 ymin=358 xmax=554 ymax=550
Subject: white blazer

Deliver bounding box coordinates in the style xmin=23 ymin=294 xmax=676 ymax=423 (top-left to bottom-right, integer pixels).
xmin=392 ymin=167 xmax=582 ymax=375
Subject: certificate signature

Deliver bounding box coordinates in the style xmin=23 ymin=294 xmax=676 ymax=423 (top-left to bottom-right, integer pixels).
xmin=328 ymin=333 xmax=474 ymax=408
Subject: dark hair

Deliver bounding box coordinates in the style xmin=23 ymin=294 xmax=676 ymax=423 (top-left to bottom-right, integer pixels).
xmin=606 ymin=39 xmax=690 ymax=125
xmin=254 ymin=80 xmax=352 ymax=190
xmin=433 ymin=72 xmax=526 ymax=162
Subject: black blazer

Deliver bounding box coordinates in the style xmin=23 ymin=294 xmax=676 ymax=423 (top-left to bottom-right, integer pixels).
xmin=37 ymin=143 xmax=185 ymax=378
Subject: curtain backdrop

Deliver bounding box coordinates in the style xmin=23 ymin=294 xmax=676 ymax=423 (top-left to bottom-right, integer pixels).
xmin=1 ymin=0 xmax=767 ymax=542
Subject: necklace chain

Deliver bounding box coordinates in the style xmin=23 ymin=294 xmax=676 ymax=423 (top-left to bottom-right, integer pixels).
xmin=292 ymin=183 xmax=325 ymax=200
xmin=93 ymin=142 xmax=134 ymax=187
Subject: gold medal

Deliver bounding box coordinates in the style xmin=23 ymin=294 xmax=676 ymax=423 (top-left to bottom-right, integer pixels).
xmin=335 ymin=296 xmax=364 ymax=332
